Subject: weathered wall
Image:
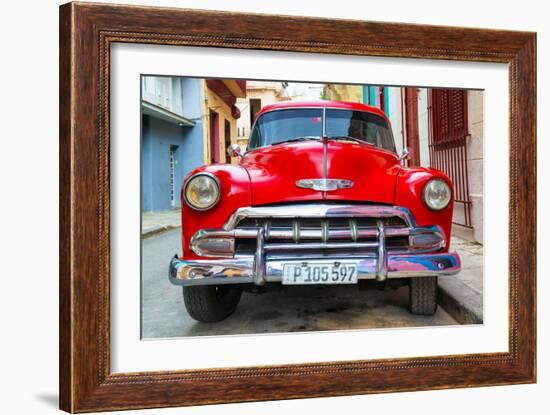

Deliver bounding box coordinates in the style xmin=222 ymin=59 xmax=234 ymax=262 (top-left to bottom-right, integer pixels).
xmin=387 ymin=87 xmax=405 ymax=155
xmin=466 ymin=90 xmax=484 ymax=244
xmin=141 ymin=78 xmax=205 ymax=212
xmin=417 ymin=88 xmax=431 ymax=167
xmin=324 ymin=84 xmax=363 ymax=103
xmin=203 ymin=80 xmax=239 ymax=164
xmin=236 ymin=85 xmax=287 ymax=149
xmin=142 ymin=117 xmax=184 ymax=211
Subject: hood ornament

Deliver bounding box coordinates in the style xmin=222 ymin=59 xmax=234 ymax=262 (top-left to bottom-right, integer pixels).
xmin=296 ymin=178 xmax=354 ymax=192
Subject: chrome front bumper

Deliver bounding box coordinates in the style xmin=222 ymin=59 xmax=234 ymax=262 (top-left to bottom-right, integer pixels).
xmin=169 ymin=251 xmax=461 ymax=286
xmin=168 ymin=203 xmax=461 ymax=286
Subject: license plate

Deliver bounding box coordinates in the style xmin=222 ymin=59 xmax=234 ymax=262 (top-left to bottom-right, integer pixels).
xmin=282 ymin=262 xmax=358 ymax=285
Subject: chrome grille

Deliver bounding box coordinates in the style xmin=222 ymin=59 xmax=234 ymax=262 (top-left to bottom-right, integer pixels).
xmin=191 ymin=204 xmax=446 ymax=266
xmin=235 ymin=216 xmax=408 ymax=248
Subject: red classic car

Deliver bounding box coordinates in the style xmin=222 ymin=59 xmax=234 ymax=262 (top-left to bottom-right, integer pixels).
xmin=169 ymin=100 xmax=461 ymax=322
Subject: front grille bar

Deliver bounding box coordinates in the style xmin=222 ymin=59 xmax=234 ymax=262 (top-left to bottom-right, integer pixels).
xmin=232 ymin=225 xmax=409 ymax=241
xmin=264 ymin=241 xmax=379 ymax=252
xmin=376 ymin=219 xmax=387 ymax=280
xmin=350 ymin=219 xmax=358 ymax=242
xmin=292 ymin=220 xmax=300 ymax=243
xmin=253 ymin=228 xmax=266 ymax=285
xmin=321 ymin=219 xmax=329 ymax=243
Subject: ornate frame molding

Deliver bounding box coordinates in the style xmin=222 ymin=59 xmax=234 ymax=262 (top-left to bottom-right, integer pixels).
xmin=60 ymin=2 xmax=536 ymax=412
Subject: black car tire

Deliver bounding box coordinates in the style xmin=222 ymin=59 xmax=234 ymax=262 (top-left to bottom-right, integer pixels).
xmin=409 ymin=276 xmax=438 ymax=315
xmin=183 ymin=285 xmax=242 ymax=322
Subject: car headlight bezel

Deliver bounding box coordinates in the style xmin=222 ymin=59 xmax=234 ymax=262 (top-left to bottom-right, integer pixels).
xmin=422 ymin=178 xmax=452 ymax=211
xmin=183 ymin=173 xmax=221 ymax=211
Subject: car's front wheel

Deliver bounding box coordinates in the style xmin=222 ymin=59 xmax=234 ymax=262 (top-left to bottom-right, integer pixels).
xmin=182 ymin=285 xmax=242 ymax=322
xmin=409 ymin=276 xmax=438 ymax=315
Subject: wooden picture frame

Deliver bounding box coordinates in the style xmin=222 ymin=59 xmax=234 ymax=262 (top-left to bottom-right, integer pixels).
xmin=59 ymin=2 xmax=536 ymax=412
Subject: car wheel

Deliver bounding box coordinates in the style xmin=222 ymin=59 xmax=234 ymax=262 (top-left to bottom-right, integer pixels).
xmin=182 ymin=285 xmax=242 ymax=322
xmin=409 ymin=276 xmax=438 ymax=315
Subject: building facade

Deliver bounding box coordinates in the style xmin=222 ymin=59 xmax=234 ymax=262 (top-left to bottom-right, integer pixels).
xmin=202 ymin=79 xmax=247 ymax=165
xmin=323 ymin=84 xmax=483 ymax=244
xmin=235 ymin=81 xmax=288 ymax=150
xmin=323 ymin=84 xmax=390 ymax=115
xmin=386 ymin=88 xmax=484 ymax=244
xmin=141 ymin=77 xmax=246 ymax=212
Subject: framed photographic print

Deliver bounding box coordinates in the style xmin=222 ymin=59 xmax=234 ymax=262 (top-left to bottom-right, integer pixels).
xmin=59 ymin=2 xmax=536 ymax=412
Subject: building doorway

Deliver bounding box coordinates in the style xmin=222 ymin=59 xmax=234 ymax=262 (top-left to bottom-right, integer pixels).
xmin=224 ymin=119 xmax=232 ymax=163
xmin=209 ymin=110 xmax=220 ymax=164
xmin=169 ymin=144 xmax=179 ymax=207
xmin=249 ymin=98 xmax=262 ymax=126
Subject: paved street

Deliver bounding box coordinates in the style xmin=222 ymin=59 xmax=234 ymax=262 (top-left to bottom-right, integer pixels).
xmin=141 ymin=229 xmax=458 ymax=338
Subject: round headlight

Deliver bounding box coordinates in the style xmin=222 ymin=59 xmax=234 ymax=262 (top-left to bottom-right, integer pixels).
xmin=423 ymin=179 xmax=451 ymax=211
xmin=184 ymin=173 xmax=220 ymax=211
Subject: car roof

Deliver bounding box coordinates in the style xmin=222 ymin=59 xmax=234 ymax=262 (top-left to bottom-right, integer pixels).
xmin=255 ymin=100 xmax=389 ymax=121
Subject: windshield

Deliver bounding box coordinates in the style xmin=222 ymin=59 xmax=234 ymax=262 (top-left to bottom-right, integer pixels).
xmin=248 ymin=108 xmax=395 ymax=152
xmin=248 ymin=108 xmax=323 ymax=148
xmin=325 ymin=109 xmax=395 ymax=151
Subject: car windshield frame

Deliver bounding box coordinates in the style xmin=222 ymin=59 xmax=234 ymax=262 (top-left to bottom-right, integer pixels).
xmin=247 ymin=107 xmax=396 ymax=153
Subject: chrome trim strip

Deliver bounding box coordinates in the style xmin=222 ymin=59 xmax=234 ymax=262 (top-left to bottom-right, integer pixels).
xmin=264 ymin=241 xmax=379 ymax=251
xmin=238 ymin=227 xmax=388 ymax=240
xmin=223 ymin=204 xmax=415 ymax=231
xmin=296 ymin=178 xmax=354 ymax=192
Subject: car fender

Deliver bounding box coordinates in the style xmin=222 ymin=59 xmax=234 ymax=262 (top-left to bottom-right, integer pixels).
xmin=180 ymin=164 xmax=251 ymax=259
xmin=394 ymin=167 xmax=454 ymax=250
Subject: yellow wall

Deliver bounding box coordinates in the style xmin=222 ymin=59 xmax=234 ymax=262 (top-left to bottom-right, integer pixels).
xmin=202 ymin=81 xmax=240 ymax=165
xmin=323 ymin=84 xmax=363 ymax=103
xmin=236 ymin=87 xmax=288 ymax=149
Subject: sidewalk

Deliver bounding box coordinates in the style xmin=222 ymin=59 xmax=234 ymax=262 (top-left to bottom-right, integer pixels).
xmin=438 ymin=236 xmax=483 ymax=324
xmin=142 ymin=208 xmax=181 ymax=238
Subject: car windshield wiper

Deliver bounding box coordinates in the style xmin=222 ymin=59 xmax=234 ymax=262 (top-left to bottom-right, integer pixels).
xmin=272 ymin=136 xmax=322 ymax=145
xmin=328 ymin=135 xmax=369 ymax=144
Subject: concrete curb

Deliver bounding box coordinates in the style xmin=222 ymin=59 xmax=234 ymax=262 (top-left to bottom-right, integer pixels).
xmin=142 ymin=225 xmax=180 ymax=239
xmin=437 ymin=278 xmax=483 ymax=324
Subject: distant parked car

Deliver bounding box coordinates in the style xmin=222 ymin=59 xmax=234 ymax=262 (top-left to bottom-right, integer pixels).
xmin=169 ymin=100 xmax=461 ymax=322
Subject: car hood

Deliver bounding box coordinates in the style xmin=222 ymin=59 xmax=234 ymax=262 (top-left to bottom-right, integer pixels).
xmin=241 ymin=141 xmax=401 ymax=206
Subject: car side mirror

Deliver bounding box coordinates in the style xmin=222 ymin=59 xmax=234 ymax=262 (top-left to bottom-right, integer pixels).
xmin=399 ymin=147 xmax=411 ymax=165
xmin=227 ymin=144 xmax=243 ymax=159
